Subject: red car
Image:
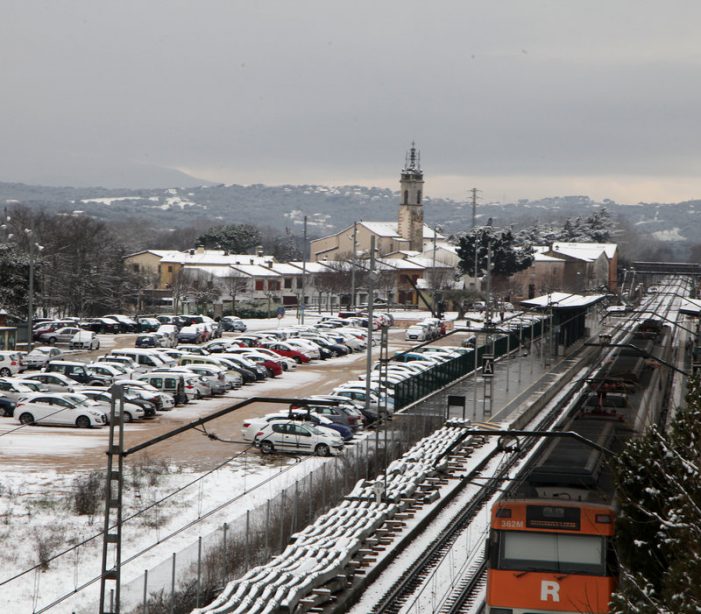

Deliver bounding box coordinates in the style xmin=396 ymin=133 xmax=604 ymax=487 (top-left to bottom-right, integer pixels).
xmin=259 ymin=341 xmax=311 ymax=364
xmin=242 ymin=353 xmax=283 ymax=377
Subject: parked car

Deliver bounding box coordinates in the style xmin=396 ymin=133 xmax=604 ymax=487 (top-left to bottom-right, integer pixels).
xmin=79 ymin=318 xmax=121 ymax=334
xmin=14 ymin=393 xmax=106 ymax=428
xmin=116 ymin=380 xmax=176 ymax=410
xmin=220 ymin=316 xmax=247 ymax=332
xmin=109 ymin=348 xmax=175 ymax=370
xmin=137 ymin=317 xmax=161 ymax=333
xmin=0 ymin=393 xmax=16 ymax=417
xmin=45 ymin=360 xmax=112 ymax=386
xmin=74 ymin=388 xmax=147 ymax=422
xmin=103 ymin=314 xmax=138 ymax=333
xmin=0 ymin=351 xmax=23 ymax=376
xmin=24 ymin=345 xmax=63 ymax=369
xmin=135 ymin=334 xmax=160 ymax=348
xmin=18 ymin=371 xmax=78 ymax=392
xmin=135 ymin=373 xmax=190 ymax=405
xmin=177 ymin=326 xmax=203 ymax=344
xmin=38 ymin=326 xmax=83 ymax=345
xmin=242 ymin=413 xmax=350 ymax=442
xmin=0 ymin=378 xmax=37 ymax=402
xmin=85 ymin=362 xmax=129 ymax=382
xmin=70 ymin=330 xmax=100 ymax=350
xmin=252 ymin=421 xmax=343 ymax=456
xmin=156 ymin=324 xmax=179 ymax=347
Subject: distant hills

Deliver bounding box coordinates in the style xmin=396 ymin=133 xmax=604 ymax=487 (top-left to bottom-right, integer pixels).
xmin=1 ymin=181 xmax=699 ymax=257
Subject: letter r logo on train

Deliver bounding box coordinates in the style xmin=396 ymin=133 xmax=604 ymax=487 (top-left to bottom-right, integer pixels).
xmin=540 ymin=580 xmax=560 ymax=602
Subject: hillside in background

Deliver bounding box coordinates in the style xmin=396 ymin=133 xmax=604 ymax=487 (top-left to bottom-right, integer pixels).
xmin=1 ymin=181 xmax=699 ymax=258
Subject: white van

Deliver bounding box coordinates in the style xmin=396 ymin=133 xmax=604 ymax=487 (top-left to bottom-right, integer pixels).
xmin=110 ymin=349 xmax=175 ymax=370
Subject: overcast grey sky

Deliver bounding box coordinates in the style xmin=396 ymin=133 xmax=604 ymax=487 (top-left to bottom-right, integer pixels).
xmin=2 ymin=1 xmax=700 ymax=202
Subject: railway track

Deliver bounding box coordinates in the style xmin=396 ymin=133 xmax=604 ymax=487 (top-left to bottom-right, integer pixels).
xmin=362 ymin=279 xmax=691 ymax=614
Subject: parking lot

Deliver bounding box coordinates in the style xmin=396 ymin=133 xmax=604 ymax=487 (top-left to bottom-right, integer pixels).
xmin=0 ymin=322 xmax=440 ymax=471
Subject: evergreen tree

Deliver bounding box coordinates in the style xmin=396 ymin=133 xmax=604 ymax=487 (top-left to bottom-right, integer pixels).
xmin=611 ymin=375 xmax=701 ymax=613
xmin=196 ymin=224 xmax=262 ymax=254
xmin=456 ymin=227 xmax=534 ymax=278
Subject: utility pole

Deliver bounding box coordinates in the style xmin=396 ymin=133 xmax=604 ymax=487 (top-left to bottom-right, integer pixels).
xmin=350 ymin=221 xmax=357 ymax=309
xmin=365 ymin=236 xmax=376 ymax=418
xmin=300 ymin=215 xmax=307 ymax=324
xmin=99 ymin=385 xmax=126 ymax=613
xmin=471 ymin=188 xmax=480 ymax=290
xmin=432 ymin=225 xmax=438 ymax=314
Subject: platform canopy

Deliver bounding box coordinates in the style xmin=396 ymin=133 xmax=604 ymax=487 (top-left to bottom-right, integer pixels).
xmin=520 ymin=292 xmax=608 ymax=310
xmin=679 ymin=297 xmax=701 ymax=316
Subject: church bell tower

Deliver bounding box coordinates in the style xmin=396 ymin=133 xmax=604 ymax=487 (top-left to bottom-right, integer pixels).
xmin=397 ymin=142 xmax=425 ymax=252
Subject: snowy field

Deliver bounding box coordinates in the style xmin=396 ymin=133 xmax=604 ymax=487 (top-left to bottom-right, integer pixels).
xmin=0 ymin=308 xmax=468 ymax=612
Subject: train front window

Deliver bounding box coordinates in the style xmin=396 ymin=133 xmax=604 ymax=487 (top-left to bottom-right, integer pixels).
xmin=497 ymin=531 xmax=605 ymax=575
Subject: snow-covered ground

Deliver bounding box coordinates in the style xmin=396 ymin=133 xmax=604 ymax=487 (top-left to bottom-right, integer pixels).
xmin=0 ymin=309 xmax=466 ymax=612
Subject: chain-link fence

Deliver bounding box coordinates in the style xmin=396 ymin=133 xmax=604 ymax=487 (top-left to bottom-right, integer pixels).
xmin=118 ymin=410 xmax=444 ymax=613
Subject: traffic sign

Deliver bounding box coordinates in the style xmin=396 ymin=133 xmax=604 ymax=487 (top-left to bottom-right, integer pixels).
xmin=482 ymin=355 xmax=495 ymax=377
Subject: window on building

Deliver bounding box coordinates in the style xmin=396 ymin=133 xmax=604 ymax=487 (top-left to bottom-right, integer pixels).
xmin=296 ymin=278 xmax=303 ymax=289
xmin=417 ymin=190 xmax=422 ymax=204
xmin=404 ymin=190 xmax=408 ymax=204
xmin=132 ymin=264 xmax=140 ymax=273
xmin=268 ymin=280 xmax=280 ymax=291
xmin=167 ymin=265 xmax=173 ymax=273
xmin=255 ymin=280 xmax=264 ymax=291
xmin=284 ymin=278 xmax=292 ymax=289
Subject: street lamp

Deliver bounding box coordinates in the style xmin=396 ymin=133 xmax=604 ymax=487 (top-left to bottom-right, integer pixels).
xmin=25 ymin=229 xmax=44 ymax=352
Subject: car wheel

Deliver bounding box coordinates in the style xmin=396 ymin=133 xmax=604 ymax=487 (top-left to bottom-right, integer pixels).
xmin=123 ymin=412 xmax=133 ymax=423
xmin=260 ymin=440 xmax=274 ymax=454
xmin=89 ymin=380 xmax=103 ymax=386
xmin=0 ymin=367 xmax=11 ymax=376
xmin=19 ymin=412 xmax=35 ymax=425
xmin=294 ymin=357 xmax=302 ymax=364
xmin=315 ymin=443 xmax=331 ymax=457
xmin=48 ymin=337 xmax=57 ymax=345
xmin=93 ymin=341 xmax=100 ymax=350
xmin=76 ymin=415 xmax=91 ymax=428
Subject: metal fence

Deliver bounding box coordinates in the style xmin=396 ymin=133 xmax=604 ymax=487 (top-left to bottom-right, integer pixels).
xmin=117 ymin=410 xmax=444 ymax=614
xmin=393 ymin=318 xmax=546 ymax=410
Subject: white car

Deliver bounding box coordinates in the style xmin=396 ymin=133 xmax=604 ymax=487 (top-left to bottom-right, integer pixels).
xmin=405 ymin=326 xmax=427 ymax=342
xmin=73 ymin=388 xmax=146 ymax=422
xmin=0 ymin=351 xmax=23 ymax=377
xmin=24 ymin=346 xmax=63 ymax=370
xmin=14 ymin=393 xmax=106 ymax=428
xmin=18 ymin=372 xmax=77 ymax=392
xmin=253 ymin=420 xmax=343 ymax=456
xmin=70 ymin=330 xmax=100 ymax=350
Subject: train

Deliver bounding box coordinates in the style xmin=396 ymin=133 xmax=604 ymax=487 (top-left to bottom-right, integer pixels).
xmin=484 ymin=309 xmax=676 ymax=614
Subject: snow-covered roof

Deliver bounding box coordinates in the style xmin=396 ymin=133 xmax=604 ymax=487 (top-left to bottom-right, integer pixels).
xmin=160 ymin=251 xmax=275 ymax=266
xmin=534 ymin=253 xmax=566 ymax=263
xmin=355 ymin=221 xmax=445 ymax=240
xmin=553 ymin=242 xmax=617 ymax=259
xmin=230 ymin=263 xmax=281 ymax=277
xmin=270 ymin=263 xmax=304 ymax=275
xmin=289 ymin=261 xmax=334 ymax=274
xmin=125 ymin=249 xmax=182 ymax=259
xmin=521 ymin=292 xmax=607 ymax=309
xmin=404 ymin=255 xmax=453 ymax=268
xmin=376 ymin=257 xmax=424 ymax=271
xmin=181 ymin=265 xmax=236 ymax=278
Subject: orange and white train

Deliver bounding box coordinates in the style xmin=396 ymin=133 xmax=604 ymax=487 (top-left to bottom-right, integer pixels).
xmin=485 ymin=313 xmax=674 ymax=614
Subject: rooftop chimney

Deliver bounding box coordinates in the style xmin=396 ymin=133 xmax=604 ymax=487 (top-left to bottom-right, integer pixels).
xmin=196 ymin=244 xmax=206 ymax=255
xmin=255 ymin=245 xmax=264 ymax=257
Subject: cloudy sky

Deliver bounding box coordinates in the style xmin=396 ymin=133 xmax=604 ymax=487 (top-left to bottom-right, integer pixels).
xmin=2 ymin=1 xmax=700 ymax=203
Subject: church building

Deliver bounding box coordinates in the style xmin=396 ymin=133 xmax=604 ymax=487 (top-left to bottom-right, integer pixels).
xmin=310 ymin=143 xmax=442 ymax=261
